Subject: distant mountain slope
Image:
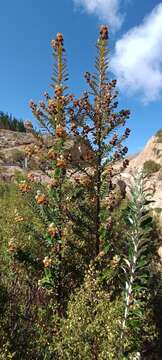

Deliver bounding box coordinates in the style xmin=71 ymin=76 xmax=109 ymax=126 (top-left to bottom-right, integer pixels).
xmin=127 ymin=135 xmax=162 ymax=171
xmin=0 ymin=129 xmax=93 ymax=181
xmin=0 ymin=128 xmax=162 ymax=216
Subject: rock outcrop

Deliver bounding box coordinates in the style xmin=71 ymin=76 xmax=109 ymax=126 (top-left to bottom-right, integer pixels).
xmin=120 ymin=134 xmax=162 ymax=217
xmin=0 ymin=129 xmax=94 ymax=180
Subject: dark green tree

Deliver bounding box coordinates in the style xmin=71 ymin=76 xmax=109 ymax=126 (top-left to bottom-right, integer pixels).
xmin=0 ymin=111 xmax=26 ymax=132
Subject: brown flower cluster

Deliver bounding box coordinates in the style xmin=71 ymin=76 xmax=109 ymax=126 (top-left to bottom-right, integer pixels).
xmin=14 ymin=209 xmax=25 ymax=223
xmin=8 ymin=239 xmax=17 ymax=253
xmin=29 ymin=91 xmax=73 ymax=124
xmin=35 ymin=191 xmax=47 ymax=205
xmin=43 ymin=256 xmax=52 ymax=268
xmin=55 ymin=84 xmax=63 ymax=97
xmin=48 ymin=223 xmax=58 ymax=239
xmin=47 ymin=178 xmax=59 ymax=189
xmin=27 ymin=173 xmax=35 ymax=182
xmin=25 ymin=145 xmax=34 ymax=157
xmin=56 ymin=156 xmax=66 ymax=168
xmin=75 ymin=174 xmax=92 ymax=187
xmin=109 ymin=133 xmax=118 ymax=146
xmin=18 ymin=181 xmax=31 ymax=193
xmin=122 ymin=159 xmax=129 ymax=168
xmin=29 ymin=100 xmax=43 ymax=119
xmin=107 ymin=216 xmax=113 ymax=230
xmin=110 ymin=255 xmax=120 ymax=268
xmin=56 ymin=125 xmax=66 ymax=138
xmin=25 ymin=144 xmax=39 ymax=156
xmin=70 ymin=121 xmax=77 ymax=133
xmin=47 ymin=149 xmax=57 ymax=160
xmin=51 ymin=32 xmax=64 ymax=49
xmin=100 ymin=25 xmax=109 ymax=40
xmin=15 ymin=215 xmax=24 ymax=223
xmin=47 ymin=99 xmax=57 ymax=114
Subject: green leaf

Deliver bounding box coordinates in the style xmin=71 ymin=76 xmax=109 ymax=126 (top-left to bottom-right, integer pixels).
xmin=55 ymin=167 xmax=61 ymax=177
xmin=103 ymin=243 xmax=110 ymax=254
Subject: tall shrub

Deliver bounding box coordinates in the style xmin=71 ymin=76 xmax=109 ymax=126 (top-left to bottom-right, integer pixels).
xmin=15 ymin=27 xmax=131 ymax=314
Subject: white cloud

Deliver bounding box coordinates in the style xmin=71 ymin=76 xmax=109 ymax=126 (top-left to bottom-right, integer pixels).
xmin=111 ymin=3 xmax=162 ymax=103
xmin=73 ymin=0 xmax=123 ymax=31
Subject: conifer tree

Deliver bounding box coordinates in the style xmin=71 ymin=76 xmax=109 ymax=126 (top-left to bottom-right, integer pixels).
xmin=0 ymin=111 xmax=26 ymax=132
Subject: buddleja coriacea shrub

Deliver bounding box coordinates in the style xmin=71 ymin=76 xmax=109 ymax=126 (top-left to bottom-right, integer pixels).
xmin=14 ymin=26 xmax=130 ymax=302
xmin=8 ymin=26 xmax=157 ymax=359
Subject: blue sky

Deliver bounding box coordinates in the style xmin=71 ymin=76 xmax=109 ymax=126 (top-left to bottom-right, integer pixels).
xmin=0 ymin=0 xmax=162 ymax=154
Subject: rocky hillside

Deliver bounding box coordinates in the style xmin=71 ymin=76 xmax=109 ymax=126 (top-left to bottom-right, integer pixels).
xmin=0 ymin=129 xmax=35 ymax=180
xmin=128 ymin=135 xmax=162 ymax=170
xmin=121 ymin=131 xmax=162 ymax=215
xmin=1 ymin=129 xmax=162 ymax=216
xmin=0 ymin=129 xmax=93 ymax=181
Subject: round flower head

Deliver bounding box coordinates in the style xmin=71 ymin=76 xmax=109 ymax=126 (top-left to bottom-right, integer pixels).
xmin=48 ymin=149 xmax=57 ymax=160
xmin=55 ymin=84 xmax=63 ymax=97
xmin=8 ymin=239 xmax=17 ymax=253
xmin=43 ymin=256 xmax=52 ymax=268
xmin=35 ymin=193 xmax=47 ymax=205
xmin=51 ymin=32 xmax=64 ymax=49
xmin=48 ymin=223 xmax=58 ymax=238
xmin=15 ymin=215 xmax=24 ymax=223
xmin=56 ymin=126 xmax=66 ymax=138
xmin=56 ymin=32 xmax=64 ymax=44
xmin=47 ymin=178 xmax=59 ymax=189
xmin=18 ymin=182 xmax=31 ymax=193
xmin=123 ymin=159 xmax=129 ymax=168
xmin=51 ymin=39 xmax=57 ymax=48
xmin=27 ymin=173 xmax=35 ymax=182
xmin=71 ymin=122 xmax=77 ymax=131
xmin=44 ymin=91 xmax=50 ymax=100
xmin=25 ymin=145 xmax=34 ymax=157
xmin=39 ymin=100 xmax=46 ymax=109
xmin=110 ymin=255 xmax=120 ymax=268
xmin=100 ymin=25 xmax=109 ymax=40
xmin=29 ymin=99 xmax=35 ymax=107
xmin=57 ymin=156 xmax=66 ymax=168
xmin=47 ymin=99 xmax=57 ymax=114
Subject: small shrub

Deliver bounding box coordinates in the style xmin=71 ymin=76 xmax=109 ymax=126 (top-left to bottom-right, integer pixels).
xmin=154 ymin=208 xmax=162 ymax=214
xmin=28 ymin=158 xmax=40 ymax=170
xmin=55 ymin=271 xmax=122 ymax=360
xmin=155 ymin=129 xmax=162 ymax=143
xmin=10 ymin=149 xmax=25 ymax=164
xmin=143 ymin=160 xmax=160 ymax=176
xmin=158 ymin=167 xmax=162 ymax=180
xmin=0 ymin=151 xmax=5 ymax=161
xmin=0 ymin=149 xmax=25 ymax=165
